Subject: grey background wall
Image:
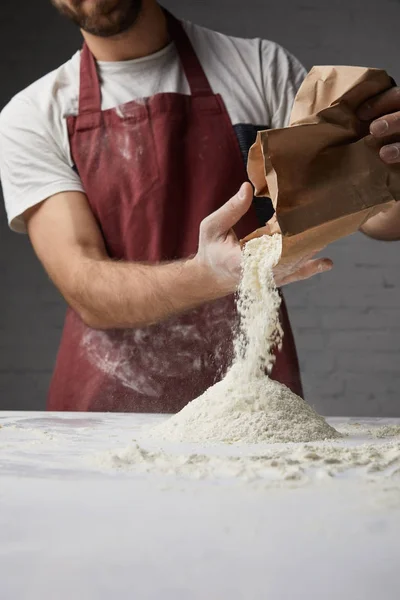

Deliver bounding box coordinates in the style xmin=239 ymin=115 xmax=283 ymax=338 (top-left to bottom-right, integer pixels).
xmin=1 ymin=0 xmax=400 ymax=414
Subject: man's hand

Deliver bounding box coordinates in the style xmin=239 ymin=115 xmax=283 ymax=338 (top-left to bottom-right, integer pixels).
xmin=358 ymin=86 xmax=400 ymax=164
xmin=195 ymin=183 xmax=333 ymax=292
xmin=357 ymin=87 xmax=400 ymax=240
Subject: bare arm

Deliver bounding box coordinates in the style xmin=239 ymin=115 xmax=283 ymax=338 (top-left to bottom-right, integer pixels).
xmin=26 ymin=188 xmax=247 ymax=329
xmin=26 ymin=184 xmax=332 ymax=330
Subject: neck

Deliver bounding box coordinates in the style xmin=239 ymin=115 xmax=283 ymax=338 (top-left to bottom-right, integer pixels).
xmin=82 ymin=1 xmax=169 ymax=62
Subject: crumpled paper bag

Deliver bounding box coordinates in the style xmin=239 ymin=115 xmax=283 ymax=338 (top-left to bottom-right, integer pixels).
xmin=244 ymin=66 xmax=400 ymax=264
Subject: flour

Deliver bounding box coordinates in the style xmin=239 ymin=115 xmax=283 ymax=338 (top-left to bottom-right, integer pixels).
xmin=373 ymin=425 xmax=400 ymax=439
xmin=95 ymin=436 xmax=400 ymax=486
xmin=150 ymin=234 xmax=339 ymax=444
xmin=338 ymin=422 xmax=400 ymax=439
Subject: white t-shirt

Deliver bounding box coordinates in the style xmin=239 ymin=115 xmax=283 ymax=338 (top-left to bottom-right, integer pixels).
xmin=0 ymin=20 xmax=306 ymax=233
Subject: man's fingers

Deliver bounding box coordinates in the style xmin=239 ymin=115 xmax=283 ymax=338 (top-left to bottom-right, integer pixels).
xmin=369 ymin=112 xmax=400 ymax=140
xmin=276 ymin=258 xmax=333 ymax=287
xmin=379 ymin=142 xmax=400 ymax=164
xmin=277 ymin=248 xmax=326 ymax=276
xmin=200 ymin=182 xmax=253 ymax=241
xmin=356 ymin=86 xmax=400 ymax=164
xmin=358 ymin=86 xmax=400 ymax=121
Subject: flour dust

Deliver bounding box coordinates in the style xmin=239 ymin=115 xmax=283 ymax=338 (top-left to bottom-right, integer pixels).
xmin=150 ymin=234 xmax=339 ymax=444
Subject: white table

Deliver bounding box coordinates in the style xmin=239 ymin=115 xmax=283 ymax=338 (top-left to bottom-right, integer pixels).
xmin=1 ymin=411 xmax=400 ymax=600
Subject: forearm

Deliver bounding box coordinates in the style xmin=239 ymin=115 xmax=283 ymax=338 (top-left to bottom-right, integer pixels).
xmin=69 ymin=256 xmax=228 ymax=329
xmin=361 ymin=203 xmax=400 ymax=241
xmin=26 ymin=190 xmax=246 ymax=331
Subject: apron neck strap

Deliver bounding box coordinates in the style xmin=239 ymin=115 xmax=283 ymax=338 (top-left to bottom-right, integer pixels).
xmin=78 ymin=10 xmax=213 ymax=115
xmin=164 ymin=10 xmax=213 ymax=97
xmin=79 ymin=43 xmax=102 ymax=115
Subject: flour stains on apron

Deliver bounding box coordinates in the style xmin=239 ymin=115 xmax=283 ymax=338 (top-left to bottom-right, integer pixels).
xmin=80 ymin=300 xmax=236 ymax=399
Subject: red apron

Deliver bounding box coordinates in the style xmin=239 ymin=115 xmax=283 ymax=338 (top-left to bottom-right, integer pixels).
xmin=47 ymin=12 xmax=302 ymax=413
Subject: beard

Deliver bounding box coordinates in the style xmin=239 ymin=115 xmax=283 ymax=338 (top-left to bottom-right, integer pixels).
xmin=51 ymin=0 xmax=143 ymax=38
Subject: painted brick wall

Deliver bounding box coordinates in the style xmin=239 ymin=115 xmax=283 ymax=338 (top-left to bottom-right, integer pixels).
xmin=1 ymin=0 xmax=400 ymax=414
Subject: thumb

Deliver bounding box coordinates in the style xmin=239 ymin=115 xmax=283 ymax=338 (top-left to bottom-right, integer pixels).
xmin=200 ymin=183 xmax=253 ymax=241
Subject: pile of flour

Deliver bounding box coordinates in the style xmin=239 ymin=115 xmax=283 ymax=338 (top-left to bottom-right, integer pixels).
xmin=151 ymin=234 xmax=339 ymax=444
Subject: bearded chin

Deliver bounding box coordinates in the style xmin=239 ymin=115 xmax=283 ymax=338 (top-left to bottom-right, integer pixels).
xmin=52 ymin=0 xmax=143 ymax=38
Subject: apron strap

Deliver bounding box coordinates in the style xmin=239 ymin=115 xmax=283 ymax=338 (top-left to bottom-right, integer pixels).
xmin=77 ymin=10 xmax=214 ymax=115
xmin=164 ymin=10 xmax=213 ymax=97
xmin=79 ymin=43 xmax=102 ymax=115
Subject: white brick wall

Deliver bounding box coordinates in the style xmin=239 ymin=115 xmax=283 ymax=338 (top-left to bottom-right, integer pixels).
xmin=285 ymin=233 xmax=400 ymax=416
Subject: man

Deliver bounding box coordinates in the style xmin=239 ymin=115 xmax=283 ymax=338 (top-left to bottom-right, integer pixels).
xmin=0 ymin=1 xmax=398 ymax=413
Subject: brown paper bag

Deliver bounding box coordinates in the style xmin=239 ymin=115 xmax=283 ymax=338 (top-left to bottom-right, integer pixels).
xmin=244 ymin=66 xmax=400 ymax=264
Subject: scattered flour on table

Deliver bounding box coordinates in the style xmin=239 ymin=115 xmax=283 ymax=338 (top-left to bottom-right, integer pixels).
xmin=94 ymin=437 xmax=400 ymax=485
xmin=149 ymin=234 xmax=339 ymax=444
xmin=337 ymin=422 xmax=400 ymax=439
xmin=373 ymin=425 xmax=400 ymax=439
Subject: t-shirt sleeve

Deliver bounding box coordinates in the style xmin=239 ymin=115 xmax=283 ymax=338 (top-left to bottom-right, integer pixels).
xmin=261 ymin=41 xmax=307 ymax=129
xmin=0 ymin=95 xmax=84 ymax=233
